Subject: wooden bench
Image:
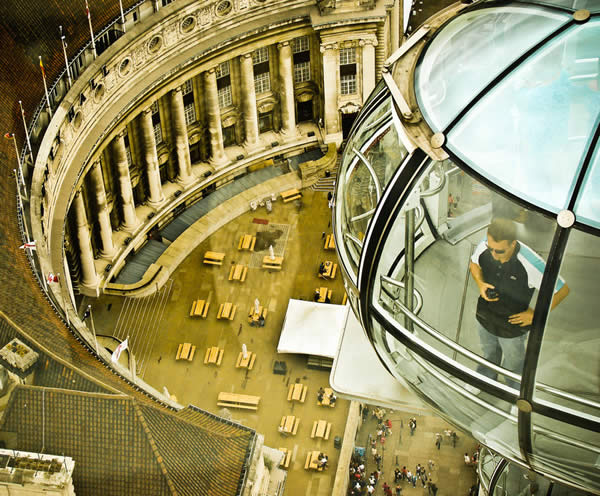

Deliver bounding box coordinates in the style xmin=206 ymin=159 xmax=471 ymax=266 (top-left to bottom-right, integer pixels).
xmin=304 ymin=451 xmax=323 ymax=471
xmin=217 ymin=302 xmax=237 ymax=320
xmin=176 ymin=343 xmax=196 ymax=361
xmin=204 ymin=346 xmax=224 ymax=366
xmin=324 ymin=233 xmax=335 ymax=250
xmin=203 ymin=251 xmax=225 ymax=265
xmin=217 ymin=392 xmax=260 ymax=410
xmin=228 ymin=264 xmax=248 ymax=282
xmin=281 ymin=188 xmax=302 ymax=203
xmin=287 ymin=383 xmax=307 ymax=403
xmin=318 ymin=387 xmax=336 ymax=407
xmin=238 ymin=234 xmax=256 ymax=251
xmin=248 ymin=306 xmax=268 ymax=325
xmin=311 ymin=420 xmax=332 ymax=440
xmin=262 ymin=256 xmax=283 ymax=270
xmin=279 ymin=448 xmax=291 ymax=468
xmin=315 ymin=287 xmax=332 ymax=303
xmin=190 ymin=299 xmax=210 ymax=318
xmin=236 ymin=351 xmax=256 ymax=370
xmin=318 ymin=261 xmax=337 ymax=279
xmin=279 ymin=415 xmax=300 ymax=436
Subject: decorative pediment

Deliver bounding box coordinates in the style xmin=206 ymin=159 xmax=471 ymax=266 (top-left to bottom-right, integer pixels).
xmin=339 ymin=101 xmax=361 ymax=114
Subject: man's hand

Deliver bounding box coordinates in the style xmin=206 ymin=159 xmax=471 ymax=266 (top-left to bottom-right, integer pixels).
xmin=479 ymin=282 xmax=499 ymax=302
xmin=508 ymin=308 xmax=534 ymax=327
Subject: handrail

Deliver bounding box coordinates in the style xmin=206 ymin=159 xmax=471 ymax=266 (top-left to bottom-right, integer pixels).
xmin=380 ymin=275 xmax=424 ymax=314
xmin=379 ymin=292 xmax=600 ymax=413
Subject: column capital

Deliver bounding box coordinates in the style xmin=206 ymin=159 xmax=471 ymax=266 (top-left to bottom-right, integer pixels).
xmin=206 ymin=67 xmax=216 ymax=76
xmin=143 ymin=106 xmax=153 ymax=116
xmin=240 ymin=52 xmax=253 ymax=60
xmin=277 ymin=41 xmax=291 ymax=50
xmin=172 ymin=86 xmax=183 ymax=95
xmin=320 ymin=42 xmax=338 ymax=53
xmin=359 ymin=36 xmax=379 ymax=47
xmin=115 ymin=130 xmax=127 ymax=140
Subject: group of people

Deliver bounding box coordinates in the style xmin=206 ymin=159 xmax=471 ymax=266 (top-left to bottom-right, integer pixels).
xmin=317 ymin=387 xmax=336 ymax=405
xmin=317 ymin=452 xmax=328 ymax=469
xmin=348 ymin=457 xmax=380 ymax=495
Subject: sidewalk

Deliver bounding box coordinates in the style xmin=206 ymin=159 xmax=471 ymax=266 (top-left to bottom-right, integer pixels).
xmin=353 ymin=406 xmax=479 ymax=495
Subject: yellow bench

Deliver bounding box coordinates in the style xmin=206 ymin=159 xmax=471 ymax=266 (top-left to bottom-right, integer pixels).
xmin=203 ymin=251 xmax=225 ymax=265
xmin=190 ymin=299 xmax=209 ymax=318
xmin=217 ymin=302 xmax=237 ymax=320
xmin=287 ymin=383 xmax=307 ymax=403
xmin=281 ymin=188 xmax=302 ymax=203
xmin=324 ymin=233 xmax=335 ymax=250
xmin=279 ymin=448 xmax=291 ymax=468
xmin=217 ymin=392 xmax=260 ymax=410
xmin=238 ymin=234 xmax=256 ymax=251
xmin=262 ymin=256 xmax=283 ymax=270
xmin=204 ymin=347 xmax=224 ymax=366
xmin=176 ymin=343 xmax=196 ymax=361
xmin=228 ymin=264 xmax=248 ymax=282
xmin=236 ymin=351 xmax=256 ymax=370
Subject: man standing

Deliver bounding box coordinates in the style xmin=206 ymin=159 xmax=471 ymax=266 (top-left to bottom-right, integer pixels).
xmin=469 ymin=218 xmax=569 ymax=389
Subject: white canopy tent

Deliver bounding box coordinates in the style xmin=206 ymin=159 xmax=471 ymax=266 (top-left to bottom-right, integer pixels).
xmin=277 ymin=299 xmax=349 ymax=358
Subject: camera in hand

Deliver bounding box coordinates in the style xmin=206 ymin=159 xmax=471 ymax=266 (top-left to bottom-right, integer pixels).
xmin=486 ymin=288 xmax=499 ymax=299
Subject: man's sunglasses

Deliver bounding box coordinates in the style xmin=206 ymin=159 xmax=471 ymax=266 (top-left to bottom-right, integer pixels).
xmin=486 ymin=243 xmax=506 ymax=255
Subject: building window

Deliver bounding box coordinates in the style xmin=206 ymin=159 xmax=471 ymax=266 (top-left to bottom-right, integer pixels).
xmin=254 ymin=71 xmax=271 ymax=94
xmin=151 ymin=101 xmax=163 ymax=144
xmin=218 ymin=85 xmax=232 ymax=108
xmin=216 ymin=61 xmax=230 ymax=78
xmin=293 ymin=36 xmax=309 ymax=54
xmin=340 ymin=46 xmax=357 ymax=95
xmin=294 ymin=61 xmax=311 ymax=83
xmin=341 ymin=74 xmax=357 ymax=95
xmin=216 ymin=62 xmax=232 ymax=108
xmin=182 ymin=79 xmax=193 ymax=95
xmin=252 ymin=47 xmax=269 ymax=65
xmin=182 ymin=79 xmax=196 ymax=125
xmin=340 ymin=47 xmax=356 ymax=65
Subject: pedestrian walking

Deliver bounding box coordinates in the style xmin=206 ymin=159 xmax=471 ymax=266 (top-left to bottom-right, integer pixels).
xmin=435 ymin=433 xmax=442 ymax=450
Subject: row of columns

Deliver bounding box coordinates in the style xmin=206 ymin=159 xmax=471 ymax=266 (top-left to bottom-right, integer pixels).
xmin=75 ymin=35 xmax=376 ymax=289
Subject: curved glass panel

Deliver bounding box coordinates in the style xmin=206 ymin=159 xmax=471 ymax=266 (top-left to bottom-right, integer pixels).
xmin=530 ymin=413 xmax=600 ymax=491
xmin=447 ymin=18 xmax=600 ymax=213
xmin=335 ymin=81 xmax=408 ymax=283
xmin=368 ymin=316 xmax=522 ymax=463
xmin=511 ymin=0 xmax=600 ymax=13
xmin=575 ymin=141 xmax=600 ymax=228
xmin=491 ymin=462 xmax=551 ymax=496
xmin=415 ymin=5 xmax=569 ymax=132
xmin=479 ymin=446 xmax=503 ymax=493
xmin=371 ymin=159 xmax=559 ymax=393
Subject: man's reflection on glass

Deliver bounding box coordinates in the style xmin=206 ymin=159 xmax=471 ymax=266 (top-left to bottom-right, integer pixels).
xmin=469 ymin=218 xmax=570 ymax=389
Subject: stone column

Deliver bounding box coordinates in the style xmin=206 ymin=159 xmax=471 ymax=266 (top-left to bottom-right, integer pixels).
xmin=90 ymin=161 xmax=115 ymax=259
xmin=204 ymin=69 xmax=228 ymax=168
xmin=112 ymin=132 xmax=139 ymax=232
xmin=239 ymin=53 xmax=259 ymax=149
xmin=391 ymin=0 xmax=401 ymax=53
xmin=140 ymin=107 xmax=164 ymax=206
xmin=170 ymin=87 xmax=194 ymax=184
xmin=74 ymin=191 xmax=98 ymax=288
xmin=277 ymin=41 xmax=296 ymax=138
xmin=361 ymin=38 xmax=377 ymax=100
xmin=320 ymin=42 xmax=341 ymax=143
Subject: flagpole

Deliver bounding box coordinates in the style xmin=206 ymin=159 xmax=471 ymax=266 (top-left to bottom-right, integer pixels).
xmin=39 ymin=56 xmax=53 ymax=118
xmin=7 ymin=134 xmax=25 ymax=187
xmin=14 ymin=171 xmax=30 ymax=242
xmin=119 ymin=0 xmax=126 ymax=32
xmin=18 ymin=101 xmax=33 ymax=163
xmin=59 ymin=26 xmax=72 ymax=87
xmin=87 ymin=304 xmax=99 ymax=354
xmin=85 ymin=0 xmax=97 ymax=59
